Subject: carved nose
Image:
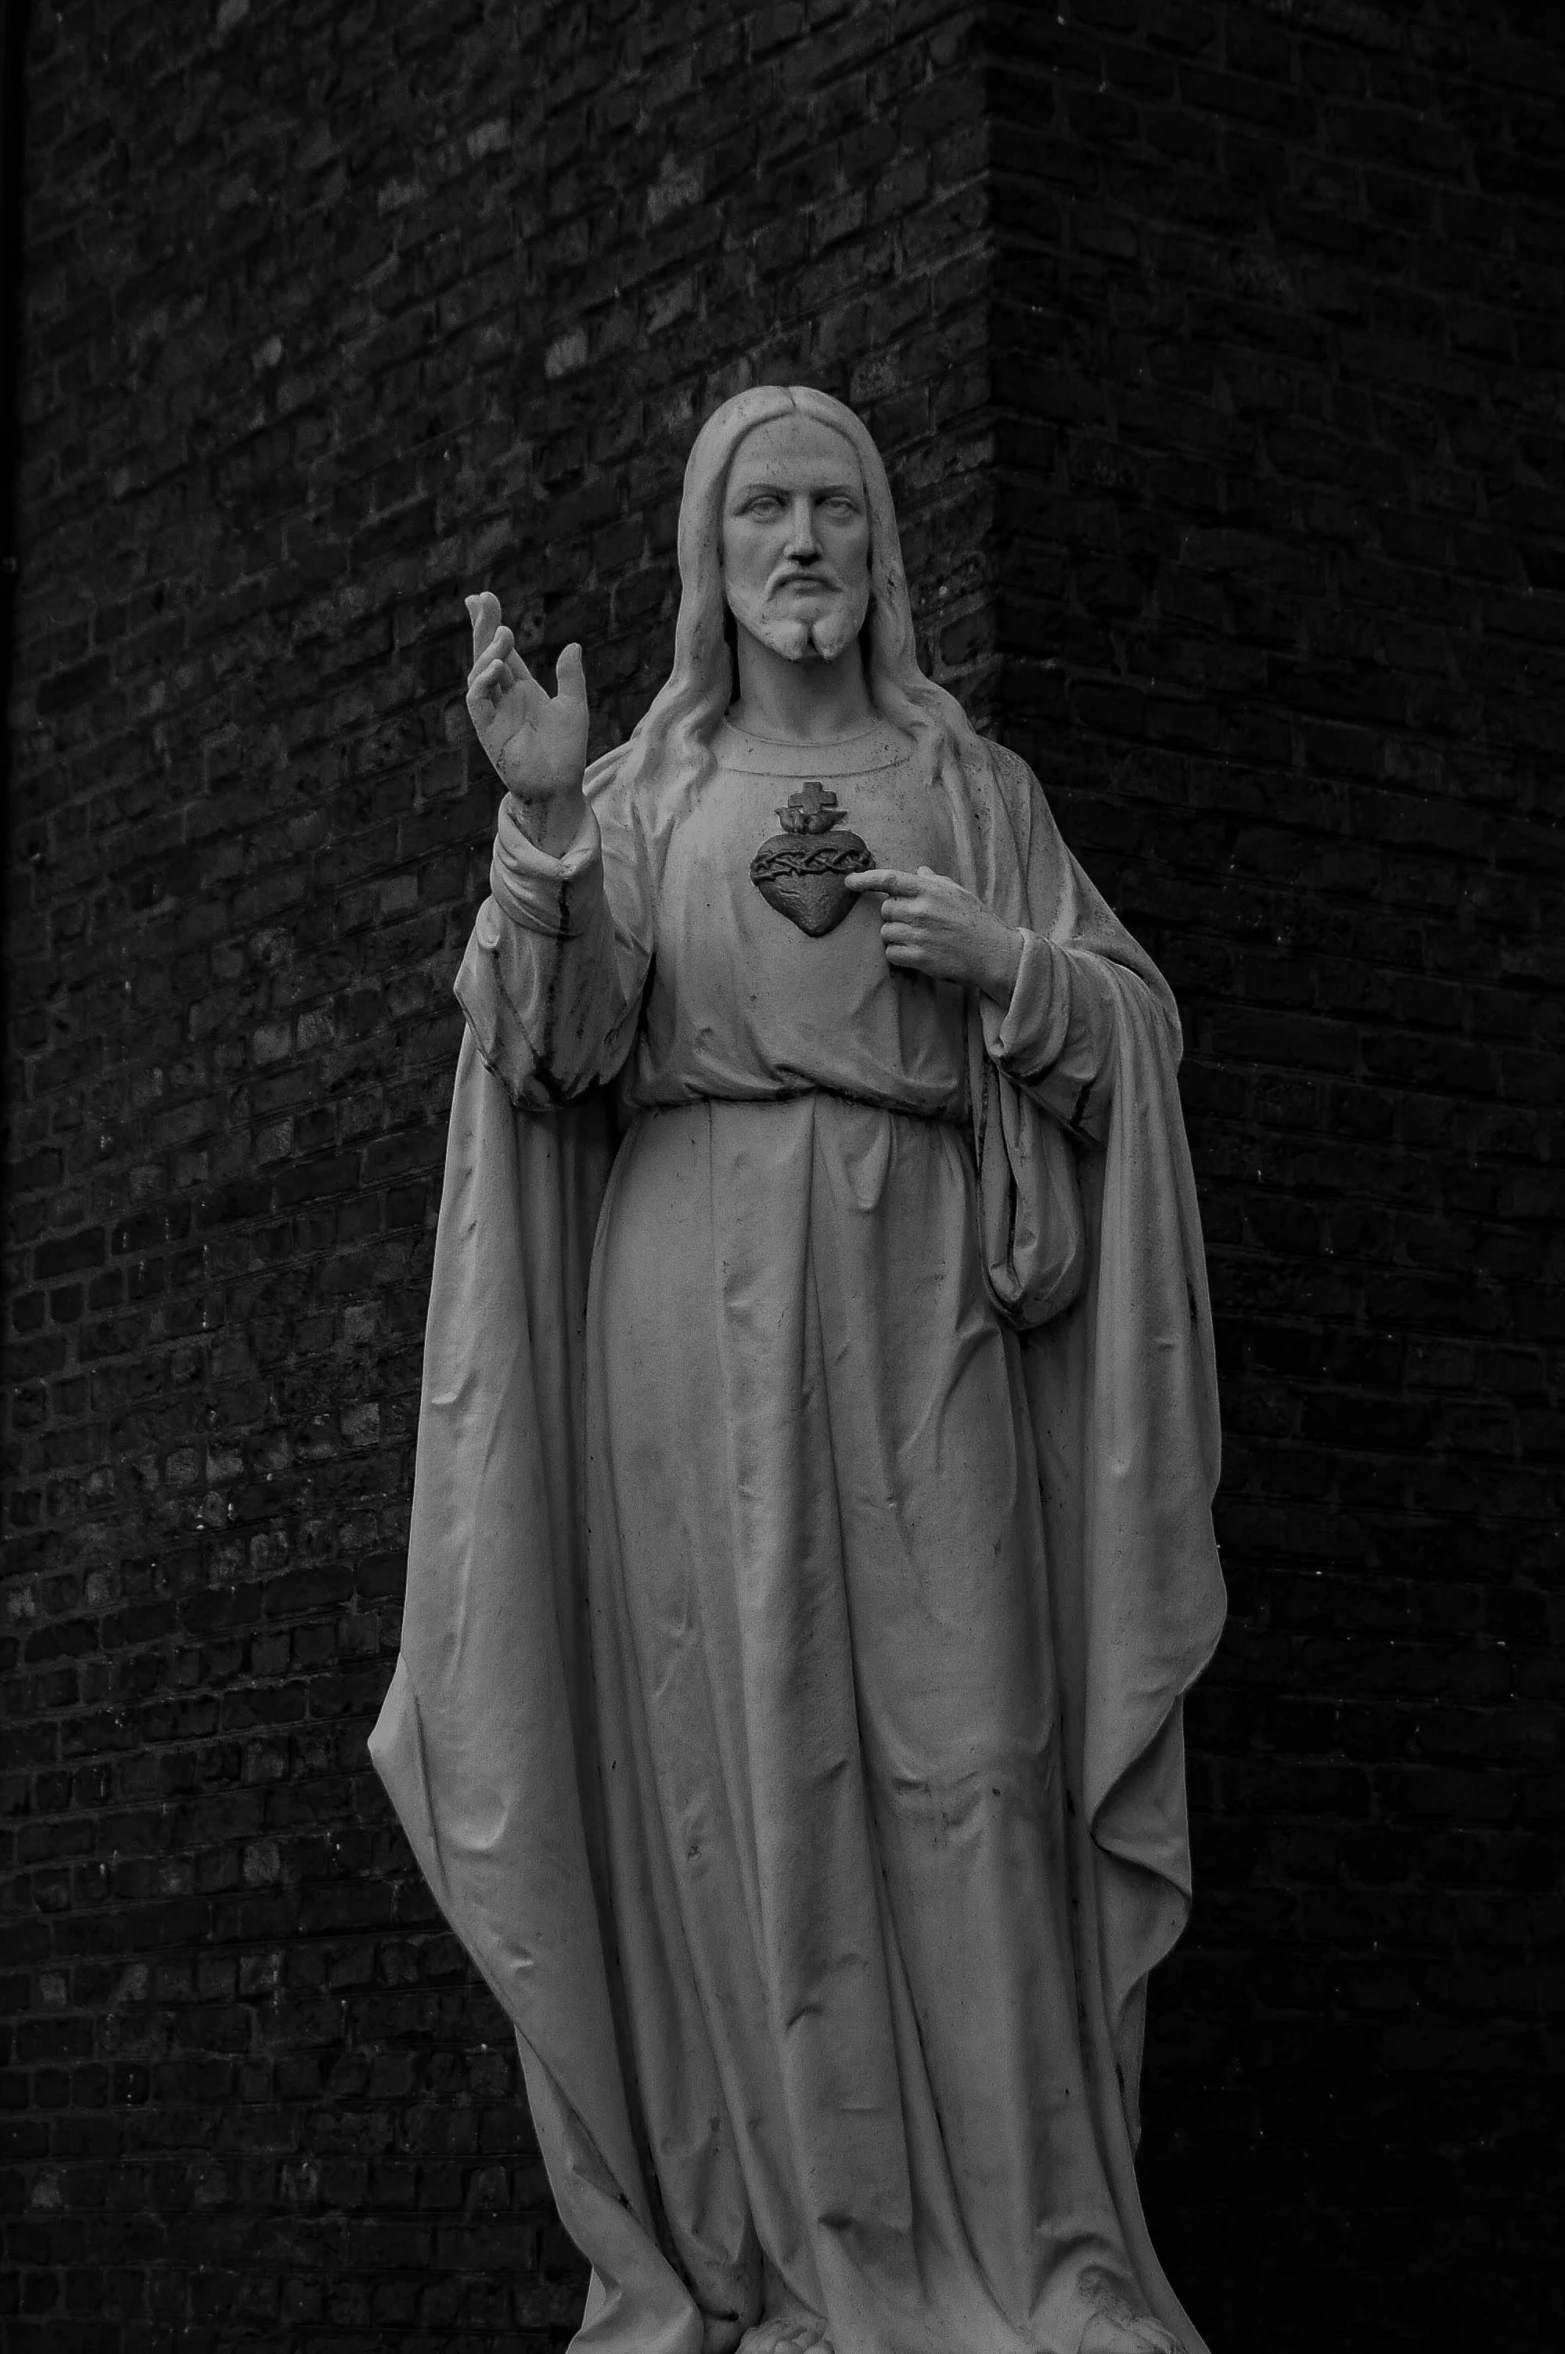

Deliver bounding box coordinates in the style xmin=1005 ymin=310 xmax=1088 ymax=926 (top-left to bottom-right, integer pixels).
xmin=786 ymin=497 xmax=819 ymax=553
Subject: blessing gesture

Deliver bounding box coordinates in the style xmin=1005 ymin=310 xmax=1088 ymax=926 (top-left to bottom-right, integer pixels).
xmin=465 ymin=590 xmax=590 ymax=852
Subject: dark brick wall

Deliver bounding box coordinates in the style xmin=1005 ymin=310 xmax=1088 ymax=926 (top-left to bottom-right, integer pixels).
xmin=990 ymin=4 xmax=1564 ymax=2349
xmin=1 ymin=2 xmax=991 ymax=2347
xmin=2 ymin=0 xmax=1559 ymax=2349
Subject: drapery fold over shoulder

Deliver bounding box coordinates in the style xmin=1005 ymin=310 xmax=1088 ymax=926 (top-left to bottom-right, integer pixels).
xmin=958 ymin=743 xmax=1227 ymax=2130
xmin=370 ymin=733 xmax=1224 ymax=2354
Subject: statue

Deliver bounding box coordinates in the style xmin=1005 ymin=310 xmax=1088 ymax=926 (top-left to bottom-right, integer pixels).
xmin=369 ymin=385 xmax=1225 ymax=2354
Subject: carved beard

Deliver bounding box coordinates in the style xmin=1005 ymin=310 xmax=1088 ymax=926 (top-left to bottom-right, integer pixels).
xmin=724 ymin=567 xmax=871 ymax=664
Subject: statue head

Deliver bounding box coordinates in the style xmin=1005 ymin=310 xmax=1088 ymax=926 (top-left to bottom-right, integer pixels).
xmin=589 ymin=384 xmax=987 ymax=809
xmin=718 ymin=409 xmax=872 ymax=666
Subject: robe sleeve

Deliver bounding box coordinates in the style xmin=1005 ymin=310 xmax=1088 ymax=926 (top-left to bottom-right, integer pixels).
xmin=973 ymin=746 xmax=1178 ymax=1151
xmin=987 ymin=934 xmax=1119 ymax=1147
xmin=455 ymin=778 xmax=653 ymax=1105
xmin=962 ymin=737 xmax=1162 ymax=1325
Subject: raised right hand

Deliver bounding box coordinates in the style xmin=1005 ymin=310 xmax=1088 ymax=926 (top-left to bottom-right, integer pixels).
xmin=465 ymin=590 xmax=590 ymax=803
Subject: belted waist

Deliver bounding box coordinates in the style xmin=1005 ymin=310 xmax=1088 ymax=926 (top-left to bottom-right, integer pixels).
xmin=627 ymin=1083 xmax=969 ymax=1131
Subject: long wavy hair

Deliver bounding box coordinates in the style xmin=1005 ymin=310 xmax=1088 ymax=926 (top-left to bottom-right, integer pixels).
xmin=584 ymin=385 xmax=991 ymax=836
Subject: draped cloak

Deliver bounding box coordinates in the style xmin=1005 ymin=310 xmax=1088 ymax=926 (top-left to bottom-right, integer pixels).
xmin=368 ymin=714 xmax=1225 ymax=2354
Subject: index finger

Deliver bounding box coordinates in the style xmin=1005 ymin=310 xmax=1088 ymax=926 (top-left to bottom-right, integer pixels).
xmin=846 ymin=867 xmax=921 ymax=897
xmin=465 ymin=589 xmax=501 ymax=663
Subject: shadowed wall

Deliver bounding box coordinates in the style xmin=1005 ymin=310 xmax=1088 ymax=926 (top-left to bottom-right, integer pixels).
xmin=987 ymin=10 xmax=1562 ymax=2345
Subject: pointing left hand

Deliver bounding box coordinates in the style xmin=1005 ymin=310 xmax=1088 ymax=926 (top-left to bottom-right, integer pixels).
xmin=845 ymin=866 xmax=1024 ymax=1008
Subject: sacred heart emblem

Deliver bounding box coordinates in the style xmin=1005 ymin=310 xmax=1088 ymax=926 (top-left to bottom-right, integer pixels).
xmin=750 ymin=779 xmax=875 ymax=938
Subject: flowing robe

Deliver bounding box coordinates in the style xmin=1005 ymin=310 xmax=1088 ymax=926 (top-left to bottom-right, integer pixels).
xmin=370 ymin=717 xmax=1225 ymax=2354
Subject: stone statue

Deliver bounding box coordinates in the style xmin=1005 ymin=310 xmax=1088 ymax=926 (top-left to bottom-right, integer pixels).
xmin=369 ymin=385 xmax=1225 ymax=2354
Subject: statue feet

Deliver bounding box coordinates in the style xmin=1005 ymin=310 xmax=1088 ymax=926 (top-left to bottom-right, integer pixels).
xmin=1078 ymin=2269 xmax=1186 ymax=2354
xmin=737 ymin=2316 xmax=834 ymax=2354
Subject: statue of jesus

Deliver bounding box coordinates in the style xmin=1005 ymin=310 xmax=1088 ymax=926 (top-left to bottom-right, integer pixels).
xmin=370 ymin=385 xmax=1226 ymax=2354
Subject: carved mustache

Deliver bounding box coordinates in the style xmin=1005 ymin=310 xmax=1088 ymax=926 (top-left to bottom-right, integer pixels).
xmin=766 ymin=562 xmax=846 ymax=597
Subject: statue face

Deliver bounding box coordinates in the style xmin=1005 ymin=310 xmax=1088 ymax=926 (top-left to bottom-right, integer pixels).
xmin=720 ymin=414 xmax=872 ymax=663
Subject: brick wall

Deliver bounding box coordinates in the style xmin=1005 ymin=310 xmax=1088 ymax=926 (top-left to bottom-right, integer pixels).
xmin=989 ymin=4 xmax=1564 ymax=2348
xmin=3 ymin=0 xmax=1560 ymax=2349
xmin=0 ymin=1 xmax=991 ymax=2346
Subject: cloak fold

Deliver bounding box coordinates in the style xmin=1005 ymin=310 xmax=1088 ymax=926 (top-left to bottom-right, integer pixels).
xmin=370 ymin=743 xmax=1224 ymax=2354
xmin=367 ymin=1063 xmax=700 ymax=2350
